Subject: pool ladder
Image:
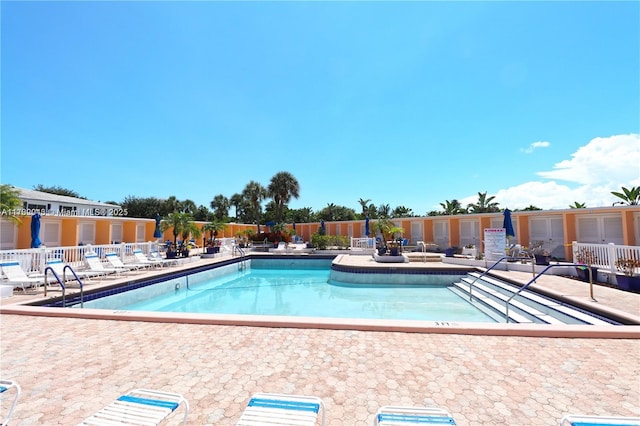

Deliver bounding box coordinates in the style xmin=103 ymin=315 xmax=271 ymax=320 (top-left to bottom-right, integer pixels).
xmin=43 ymin=265 xmax=84 ymax=308
xmin=234 ymin=245 xmax=248 ymax=271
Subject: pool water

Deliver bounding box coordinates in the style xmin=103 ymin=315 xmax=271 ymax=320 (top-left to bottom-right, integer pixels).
xmin=116 ymin=267 xmax=496 ymax=323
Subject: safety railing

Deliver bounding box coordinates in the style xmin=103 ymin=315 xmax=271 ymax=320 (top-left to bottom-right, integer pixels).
xmin=504 ymin=263 xmax=597 ymax=323
xmin=234 ymin=245 xmax=248 ymax=270
xmin=42 ymin=265 xmax=84 ymax=308
xmin=467 ymin=256 xmax=523 ymax=302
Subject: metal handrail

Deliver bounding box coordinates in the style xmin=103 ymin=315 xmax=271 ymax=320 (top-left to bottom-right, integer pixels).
xmin=43 ymin=265 xmax=84 ymax=308
xmin=43 ymin=266 xmax=66 ymax=306
xmin=63 ymin=265 xmax=85 ymax=308
xmin=234 ymin=245 xmax=247 ymax=270
xmin=468 ymin=256 xmax=518 ymax=302
xmin=505 ymin=263 xmax=596 ymax=323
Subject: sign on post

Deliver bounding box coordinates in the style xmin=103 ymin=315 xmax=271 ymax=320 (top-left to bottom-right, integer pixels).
xmin=484 ymin=228 xmax=506 ymax=261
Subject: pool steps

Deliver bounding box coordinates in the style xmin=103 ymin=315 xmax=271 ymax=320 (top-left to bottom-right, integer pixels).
xmin=451 ymin=272 xmax=614 ymax=325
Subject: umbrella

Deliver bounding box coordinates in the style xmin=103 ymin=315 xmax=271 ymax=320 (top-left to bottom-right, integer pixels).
xmin=503 ymin=208 xmax=515 ymax=239
xmin=153 ymin=214 xmax=163 ymax=238
xmin=365 ymin=217 xmax=370 ymax=236
xmin=30 ymin=213 xmax=42 ymax=248
xmin=320 ymin=219 xmax=325 ymax=233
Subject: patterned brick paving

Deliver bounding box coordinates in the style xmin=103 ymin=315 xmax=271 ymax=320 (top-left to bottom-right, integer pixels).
xmin=1 ymin=314 xmax=638 ymax=425
xmin=1 ymin=256 xmax=639 ymax=424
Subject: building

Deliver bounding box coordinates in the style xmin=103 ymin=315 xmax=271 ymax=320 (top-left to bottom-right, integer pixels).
xmin=1 ymin=186 xmax=639 ymax=260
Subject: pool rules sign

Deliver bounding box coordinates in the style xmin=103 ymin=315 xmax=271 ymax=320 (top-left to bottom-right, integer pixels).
xmin=484 ymin=228 xmax=506 ymax=261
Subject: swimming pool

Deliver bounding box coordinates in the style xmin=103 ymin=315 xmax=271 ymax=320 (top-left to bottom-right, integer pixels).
xmin=79 ymin=259 xmax=496 ymax=323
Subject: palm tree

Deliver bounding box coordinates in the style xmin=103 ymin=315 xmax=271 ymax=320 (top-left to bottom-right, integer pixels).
xmin=569 ymin=201 xmax=586 ymax=209
xmin=357 ymin=198 xmax=371 ymax=218
xmin=0 ymin=184 xmax=23 ymax=225
xmin=367 ymin=203 xmax=378 ymax=219
xmin=210 ymin=194 xmax=230 ymax=220
xmin=161 ymin=212 xmax=192 ymax=252
xmin=268 ymin=171 xmax=300 ymax=223
xmin=377 ymin=204 xmax=391 ymax=218
xmin=243 ymin=180 xmax=267 ymax=227
xmin=202 ymin=220 xmax=228 ymax=249
xmin=467 ymin=191 xmax=500 ymax=213
xmin=371 ymin=218 xmax=404 ymax=252
xmin=392 ymin=206 xmax=413 ymax=218
xmin=229 ymin=193 xmax=243 ymax=220
xmin=164 ymin=196 xmax=182 ymax=214
xmin=180 ymin=219 xmax=202 ymax=252
xmin=440 ymin=199 xmax=465 ymax=215
xmin=611 ymin=186 xmax=640 ymax=205
xmin=181 ymin=199 xmax=197 ymax=215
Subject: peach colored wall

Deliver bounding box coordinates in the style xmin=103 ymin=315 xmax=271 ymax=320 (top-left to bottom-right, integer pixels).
xmin=60 ymin=218 xmax=78 ymax=246
xmin=17 ymin=217 xmax=31 ymax=248
xmin=621 ymin=210 xmax=636 ymax=246
xmin=95 ymin=220 xmax=110 ymax=244
xmin=448 ymin=217 xmax=460 ymax=248
xmin=123 ymin=222 xmax=137 ymax=243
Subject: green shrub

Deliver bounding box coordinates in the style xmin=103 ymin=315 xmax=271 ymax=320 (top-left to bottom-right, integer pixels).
xmin=311 ymin=233 xmax=329 ymax=249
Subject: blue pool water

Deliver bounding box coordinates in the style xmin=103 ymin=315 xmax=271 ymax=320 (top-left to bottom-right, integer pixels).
xmin=87 ymin=263 xmax=496 ymax=323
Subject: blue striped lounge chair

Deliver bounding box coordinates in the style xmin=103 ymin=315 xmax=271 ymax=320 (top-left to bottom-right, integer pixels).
xmin=236 ymin=392 xmax=325 ymax=426
xmin=374 ymin=405 xmax=457 ymax=425
xmin=104 ymin=252 xmax=148 ymax=272
xmin=79 ymin=388 xmax=189 ymax=425
xmin=0 ymin=261 xmax=45 ymax=292
xmin=84 ymin=253 xmax=122 ymax=276
xmin=560 ymin=414 xmax=640 ymax=426
xmin=41 ymin=259 xmax=105 ymax=281
xmin=0 ymin=379 xmax=21 ymax=426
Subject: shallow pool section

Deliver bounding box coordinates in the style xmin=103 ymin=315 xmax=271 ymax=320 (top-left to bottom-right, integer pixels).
xmin=81 ymin=260 xmax=496 ymax=323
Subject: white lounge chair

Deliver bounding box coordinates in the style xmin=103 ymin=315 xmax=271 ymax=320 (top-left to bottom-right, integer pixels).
xmin=105 ymin=252 xmax=148 ymax=272
xmin=84 ymin=253 xmax=122 ymax=277
xmin=0 ymin=379 xmax=21 ymax=426
xmin=79 ymin=388 xmax=189 ymax=425
xmin=374 ymin=405 xmax=457 ymax=425
xmin=0 ymin=261 xmax=45 ymax=292
xmin=560 ymin=414 xmax=640 ymax=425
xmin=133 ymin=250 xmax=176 ymax=267
xmin=39 ymin=259 xmax=105 ymax=281
xmin=271 ymin=242 xmax=288 ymax=253
xmin=236 ymin=392 xmax=325 ymax=426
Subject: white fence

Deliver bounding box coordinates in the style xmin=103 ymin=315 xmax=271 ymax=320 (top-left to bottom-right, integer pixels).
xmin=0 ymin=242 xmax=168 ymax=275
xmin=350 ymin=237 xmax=376 ymax=255
xmin=572 ymin=241 xmax=640 ymax=276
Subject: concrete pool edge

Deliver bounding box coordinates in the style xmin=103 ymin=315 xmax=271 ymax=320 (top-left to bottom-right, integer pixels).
xmin=2 ymin=303 xmax=639 ymax=339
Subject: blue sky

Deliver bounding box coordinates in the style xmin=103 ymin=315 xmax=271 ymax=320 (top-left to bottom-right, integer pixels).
xmin=1 ymin=1 xmax=639 ymax=216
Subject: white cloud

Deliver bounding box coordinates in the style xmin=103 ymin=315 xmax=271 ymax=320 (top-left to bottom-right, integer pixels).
xmin=520 ymin=140 xmax=550 ymax=154
xmin=464 ymin=134 xmax=640 ymax=210
xmin=537 ymin=134 xmax=640 ymax=186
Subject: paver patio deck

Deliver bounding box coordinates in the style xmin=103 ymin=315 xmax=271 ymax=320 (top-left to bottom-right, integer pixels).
xmin=1 ymin=254 xmax=639 ymax=425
